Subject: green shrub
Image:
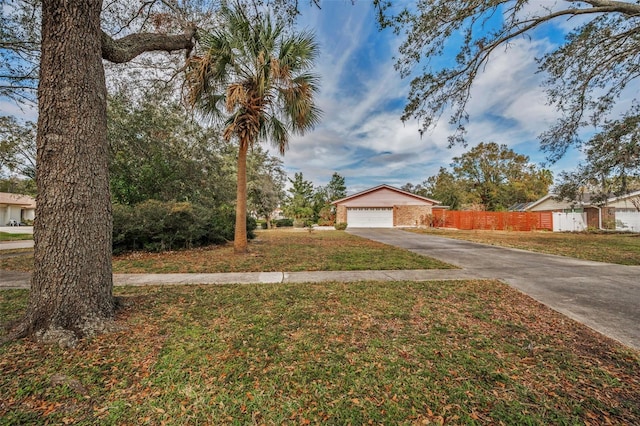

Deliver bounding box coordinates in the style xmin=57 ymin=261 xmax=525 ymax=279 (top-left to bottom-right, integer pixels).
xmin=274 ymin=218 xmax=293 ymax=227
xmin=334 ymin=222 xmax=348 ymax=230
xmin=293 ymin=218 xmax=314 ymax=228
xmin=112 ymin=200 xmax=256 ymax=253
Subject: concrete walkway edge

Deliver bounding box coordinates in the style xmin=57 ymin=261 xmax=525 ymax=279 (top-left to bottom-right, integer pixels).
xmin=1 ymin=269 xmax=478 ymax=290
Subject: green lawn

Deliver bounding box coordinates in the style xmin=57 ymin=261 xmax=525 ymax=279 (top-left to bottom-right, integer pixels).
xmin=1 ymin=229 xmax=639 ymax=423
xmin=1 ymin=281 xmax=638 ymax=424
xmin=408 ymin=228 xmax=640 ymax=265
xmin=0 ymin=232 xmax=33 ymax=242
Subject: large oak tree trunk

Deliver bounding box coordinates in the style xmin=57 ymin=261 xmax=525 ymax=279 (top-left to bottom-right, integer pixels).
xmin=2 ymin=1 xmax=196 ymax=347
xmin=24 ymin=0 xmax=114 ymax=344
xmin=234 ymin=141 xmax=249 ymax=253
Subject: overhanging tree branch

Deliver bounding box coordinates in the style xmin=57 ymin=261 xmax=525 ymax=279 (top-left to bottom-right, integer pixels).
xmin=386 ymin=0 xmax=640 ymax=159
xmin=101 ymin=27 xmax=196 ymax=63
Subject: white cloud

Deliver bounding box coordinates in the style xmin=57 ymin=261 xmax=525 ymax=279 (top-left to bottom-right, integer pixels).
xmin=285 ymin=5 xmax=568 ymax=192
xmin=0 ymin=100 xmax=37 ymax=122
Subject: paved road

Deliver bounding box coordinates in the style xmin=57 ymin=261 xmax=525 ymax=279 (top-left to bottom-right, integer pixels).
xmin=348 ymin=228 xmax=640 ymax=351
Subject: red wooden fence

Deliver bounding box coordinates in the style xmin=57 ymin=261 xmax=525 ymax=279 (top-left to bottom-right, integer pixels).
xmin=430 ymin=210 xmax=553 ymax=231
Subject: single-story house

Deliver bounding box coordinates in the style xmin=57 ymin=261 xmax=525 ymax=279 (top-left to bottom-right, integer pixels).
xmin=331 ymin=184 xmax=442 ymax=228
xmin=525 ymin=193 xmax=614 ymax=230
xmin=0 ymin=192 xmax=36 ymax=226
xmin=526 ymin=191 xmax=640 ymax=231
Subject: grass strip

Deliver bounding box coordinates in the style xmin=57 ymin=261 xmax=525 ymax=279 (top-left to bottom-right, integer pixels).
xmin=0 ymin=232 xmax=33 ymax=242
xmin=409 ymin=228 xmax=640 ymax=265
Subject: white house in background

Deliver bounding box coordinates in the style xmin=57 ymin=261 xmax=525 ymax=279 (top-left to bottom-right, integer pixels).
xmin=0 ymin=192 xmax=36 ymax=225
xmin=607 ymin=190 xmax=640 ymax=232
xmin=526 ymin=191 xmax=640 ymax=232
xmin=331 ymin=184 xmax=442 ymax=228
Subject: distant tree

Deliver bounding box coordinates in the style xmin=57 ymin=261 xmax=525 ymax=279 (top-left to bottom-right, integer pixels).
xmin=451 ymin=142 xmax=552 ymax=211
xmin=400 ymin=182 xmax=415 ymax=193
xmin=555 ymin=113 xmax=640 ymax=204
xmin=185 ymin=5 xmax=321 ymax=253
xmin=283 ymin=172 xmax=315 ymax=224
xmin=325 ymin=172 xmax=347 ymax=202
xmin=310 ymin=172 xmax=347 ymax=224
xmin=401 ymin=182 xmax=430 ymax=198
xmin=247 ymin=148 xmax=286 ymax=229
xmin=0 ymin=176 xmax=36 ymax=196
xmin=422 ymin=167 xmax=467 ymax=210
xmin=0 ymin=116 xmax=36 ymax=179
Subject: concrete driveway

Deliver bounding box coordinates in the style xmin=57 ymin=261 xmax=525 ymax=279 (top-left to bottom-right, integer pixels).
xmin=348 ymin=228 xmax=640 ymax=351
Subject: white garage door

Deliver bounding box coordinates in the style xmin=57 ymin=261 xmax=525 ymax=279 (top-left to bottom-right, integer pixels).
xmin=616 ymin=210 xmax=640 ymax=232
xmin=347 ymin=207 xmax=393 ymax=228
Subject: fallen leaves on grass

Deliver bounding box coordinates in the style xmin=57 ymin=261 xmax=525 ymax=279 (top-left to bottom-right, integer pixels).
xmin=1 ymin=281 xmax=639 ymax=424
xmin=111 ymin=230 xmax=452 ymax=273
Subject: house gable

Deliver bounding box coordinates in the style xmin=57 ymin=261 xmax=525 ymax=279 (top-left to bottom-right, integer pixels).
xmin=527 ymin=194 xmax=594 ymax=212
xmin=332 ymin=184 xmax=439 ymax=208
xmin=607 ymin=190 xmax=640 ymax=210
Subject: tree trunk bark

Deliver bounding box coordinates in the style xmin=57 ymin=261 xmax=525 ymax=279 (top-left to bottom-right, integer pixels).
xmin=24 ymin=0 xmax=114 ymax=344
xmin=234 ymin=140 xmax=249 ymax=253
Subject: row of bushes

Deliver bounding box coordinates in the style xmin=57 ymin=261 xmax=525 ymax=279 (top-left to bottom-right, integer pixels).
xmin=259 ymin=218 xmax=295 ymax=229
xmin=113 ymin=200 xmax=256 ymax=253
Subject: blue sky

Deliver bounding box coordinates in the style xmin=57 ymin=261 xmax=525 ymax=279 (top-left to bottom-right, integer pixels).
xmin=282 ymin=1 xmax=593 ymax=194
xmin=1 ymin=1 xmax=631 ymax=196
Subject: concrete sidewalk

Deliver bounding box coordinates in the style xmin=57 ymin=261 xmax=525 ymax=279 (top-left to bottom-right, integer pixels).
xmin=1 ymin=268 xmax=477 ymax=290
xmin=0 ymin=226 xmax=34 ymax=251
xmin=0 ymin=240 xmax=34 ymax=250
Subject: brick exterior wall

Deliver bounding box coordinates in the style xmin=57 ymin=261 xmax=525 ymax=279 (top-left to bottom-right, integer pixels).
xmin=586 ymin=207 xmax=616 ymax=229
xmin=393 ymin=205 xmax=433 ymax=227
xmin=336 ymin=205 xmax=347 ymax=225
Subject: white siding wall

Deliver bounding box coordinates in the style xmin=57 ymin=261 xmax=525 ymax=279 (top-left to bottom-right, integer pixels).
xmin=553 ymin=212 xmax=587 ymax=232
xmin=616 ymin=210 xmax=640 ymax=232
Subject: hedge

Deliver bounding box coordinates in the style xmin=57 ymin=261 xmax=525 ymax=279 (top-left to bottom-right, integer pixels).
xmin=113 ymin=200 xmax=256 ymax=253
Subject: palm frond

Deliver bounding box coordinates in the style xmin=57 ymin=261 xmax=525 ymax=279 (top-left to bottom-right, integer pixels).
xmin=185 ymin=3 xmax=322 ymax=151
xmin=262 ymin=115 xmax=290 ymax=155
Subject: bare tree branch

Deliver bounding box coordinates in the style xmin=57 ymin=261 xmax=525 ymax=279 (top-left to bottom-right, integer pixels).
xmin=101 ymin=27 xmax=196 ymax=63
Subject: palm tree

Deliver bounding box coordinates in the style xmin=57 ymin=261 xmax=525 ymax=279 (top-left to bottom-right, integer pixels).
xmin=185 ymin=5 xmax=321 ymax=253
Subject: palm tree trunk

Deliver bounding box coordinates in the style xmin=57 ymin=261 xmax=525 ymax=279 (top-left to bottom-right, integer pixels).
xmin=234 ymin=140 xmax=249 ymax=253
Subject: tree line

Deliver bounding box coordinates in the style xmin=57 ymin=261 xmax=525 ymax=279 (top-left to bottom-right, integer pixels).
xmin=401 ymin=142 xmax=553 ymax=211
